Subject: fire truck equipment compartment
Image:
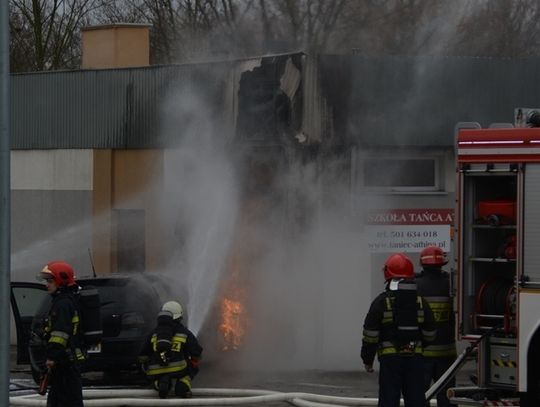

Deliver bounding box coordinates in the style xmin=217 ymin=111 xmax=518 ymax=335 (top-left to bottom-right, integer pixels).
xmin=477 ymin=200 xmax=516 ymax=224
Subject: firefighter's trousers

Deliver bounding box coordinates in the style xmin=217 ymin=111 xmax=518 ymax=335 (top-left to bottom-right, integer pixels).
xmin=378 ymin=354 xmax=425 ymax=407
xmin=423 ymin=357 xmax=455 ymax=407
xmin=47 ymin=363 xmax=84 ymax=407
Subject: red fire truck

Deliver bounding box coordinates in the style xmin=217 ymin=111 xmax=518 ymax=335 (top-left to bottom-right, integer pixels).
xmin=449 ymin=117 xmax=540 ymax=406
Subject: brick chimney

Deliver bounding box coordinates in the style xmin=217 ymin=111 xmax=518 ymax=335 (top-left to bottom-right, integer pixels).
xmin=81 ymin=23 xmax=152 ymax=69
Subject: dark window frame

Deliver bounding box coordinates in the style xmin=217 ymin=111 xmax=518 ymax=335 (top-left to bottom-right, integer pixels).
xmin=353 ymin=148 xmax=445 ymax=193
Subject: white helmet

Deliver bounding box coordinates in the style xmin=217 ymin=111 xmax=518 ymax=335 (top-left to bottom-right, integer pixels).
xmin=162 ymin=301 xmax=183 ymax=320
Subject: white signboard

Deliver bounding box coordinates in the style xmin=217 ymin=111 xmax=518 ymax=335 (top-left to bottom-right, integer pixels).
xmin=365 ymin=209 xmax=453 ymax=253
xmin=366 ymin=224 xmax=450 ymax=253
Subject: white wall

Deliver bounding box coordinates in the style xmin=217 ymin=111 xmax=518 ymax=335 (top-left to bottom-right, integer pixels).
xmin=10 ymin=149 xmax=94 ymax=345
xmin=11 ymin=149 xmax=93 ymax=191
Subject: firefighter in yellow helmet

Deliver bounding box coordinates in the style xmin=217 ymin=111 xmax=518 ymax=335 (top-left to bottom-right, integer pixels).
xmin=141 ymin=301 xmax=203 ymax=399
xmin=361 ymin=253 xmax=436 ymax=407
xmin=38 ymin=261 xmax=85 ymax=407
xmin=416 ymin=246 xmax=456 ymax=407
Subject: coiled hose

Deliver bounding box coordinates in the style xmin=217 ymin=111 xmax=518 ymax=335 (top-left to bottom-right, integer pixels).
xmin=10 ymin=387 xmax=438 ymax=406
xmin=475 ymin=277 xmax=516 ymax=332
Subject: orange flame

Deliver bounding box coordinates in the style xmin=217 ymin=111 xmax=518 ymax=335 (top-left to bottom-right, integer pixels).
xmin=219 ymin=297 xmax=246 ymax=351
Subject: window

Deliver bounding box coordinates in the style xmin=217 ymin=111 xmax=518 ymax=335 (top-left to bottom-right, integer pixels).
xmin=11 ymin=285 xmax=48 ymax=318
xmin=354 ymin=149 xmax=445 ymax=192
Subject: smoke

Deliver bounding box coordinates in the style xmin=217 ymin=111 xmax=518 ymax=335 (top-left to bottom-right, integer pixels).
xmin=149 ymin=61 xmax=373 ymax=370
xmin=156 ymin=81 xmax=240 ymax=336
xmin=409 ymin=1 xmax=474 ymax=55
xmin=235 ymin=160 xmax=370 ymax=370
xmin=11 ymin=214 xmax=102 ymax=281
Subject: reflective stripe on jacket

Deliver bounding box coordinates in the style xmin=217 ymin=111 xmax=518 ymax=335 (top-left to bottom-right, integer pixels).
xmin=147 ymin=360 xmax=188 ymax=376
xmin=361 ymin=281 xmax=436 ymax=365
xmin=143 ymin=322 xmax=203 ymax=379
xmin=416 ymin=269 xmax=457 ymax=358
xmin=45 ymin=289 xmax=86 ymax=363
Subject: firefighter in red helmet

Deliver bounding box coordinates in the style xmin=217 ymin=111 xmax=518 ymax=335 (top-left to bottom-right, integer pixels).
xmin=38 ymin=261 xmax=85 ymax=406
xmin=361 ymin=253 xmax=436 ymax=407
xmin=416 ymin=246 xmax=456 ymax=407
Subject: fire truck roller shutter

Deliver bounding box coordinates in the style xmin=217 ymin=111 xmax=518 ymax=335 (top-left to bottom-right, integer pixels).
xmin=523 ymin=164 xmax=540 ymax=283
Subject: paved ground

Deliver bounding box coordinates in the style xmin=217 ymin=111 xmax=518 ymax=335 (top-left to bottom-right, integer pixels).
xmin=9 ymin=345 xmax=477 ymax=405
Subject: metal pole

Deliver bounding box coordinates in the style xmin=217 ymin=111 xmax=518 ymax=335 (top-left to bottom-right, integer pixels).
xmin=0 ymin=0 xmax=10 ymax=404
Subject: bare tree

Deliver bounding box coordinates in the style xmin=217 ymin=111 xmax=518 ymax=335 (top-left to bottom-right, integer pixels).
xmin=453 ymin=0 xmax=540 ymax=57
xmin=95 ymin=0 xmax=258 ymax=64
xmin=9 ymin=0 xmax=101 ymax=72
xmin=94 ymin=0 xmax=143 ymax=24
xmin=333 ymin=0 xmax=455 ymax=56
xmin=326 ymin=0 xmax=540 ymax=57
xmin=10 ymin=0 xmax=540 ymax=72
xmin=249 ymin=0 xmax=349 ymax=53
xmin=95 ymin=0 xmax=354 ymax=61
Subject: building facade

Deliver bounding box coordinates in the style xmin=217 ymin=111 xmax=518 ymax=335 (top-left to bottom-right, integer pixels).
xmin=10 ymin=26 xmax=540 ymax=367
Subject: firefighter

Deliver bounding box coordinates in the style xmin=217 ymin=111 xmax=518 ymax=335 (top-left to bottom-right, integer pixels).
xmin=416 ymin=246 xmax=456 ymax=407
xmin=361 ymin=253 xmax=436 ymax=407
xmin=38 ymin=261 xmax=85 ymax=407
xmin=141 ymin=301 xmax=203 ymax=399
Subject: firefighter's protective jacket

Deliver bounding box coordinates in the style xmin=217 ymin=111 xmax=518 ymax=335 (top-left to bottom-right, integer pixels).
xmin=45 ymin=286 xmax=86 ymax=364
xmin=361 ymin=279 xmax=436 ymax=366
xmin=416 ymin=267 xmax=457 ymax=358
xmin=141 ymin=312 xmax=203 ymax=381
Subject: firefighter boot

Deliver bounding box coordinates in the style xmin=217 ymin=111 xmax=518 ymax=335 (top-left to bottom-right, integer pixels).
xmin=174 ymin=376 xmax=192 ymax=398
xmin=158 ymin=376 xmax=171 ymax=399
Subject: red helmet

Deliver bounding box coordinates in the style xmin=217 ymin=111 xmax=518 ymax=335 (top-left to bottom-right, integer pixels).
xmin=40 ymin=261 xmax=77 ymax=287
xmin=383 ymin=253 xmax=414 ymax=280
xmin=420 ymin=246 xmax=448 ymax=267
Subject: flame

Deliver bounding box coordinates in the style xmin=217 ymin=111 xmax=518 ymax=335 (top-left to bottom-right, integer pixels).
xmin=218 ymin=195 xmax=266 ymax=352
xmin=219 ymin=297 xmax=246 ymax=351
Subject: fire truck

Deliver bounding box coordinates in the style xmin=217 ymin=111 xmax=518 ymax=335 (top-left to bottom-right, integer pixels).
xmin=448 ymin=113 xmax=540 ymax=406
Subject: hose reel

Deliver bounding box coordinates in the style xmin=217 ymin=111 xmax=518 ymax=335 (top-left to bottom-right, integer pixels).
xmin=474 ymin=277 xmax=516 ymax=334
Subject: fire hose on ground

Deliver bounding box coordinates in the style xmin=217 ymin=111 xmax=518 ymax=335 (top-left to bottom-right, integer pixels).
xmin=9 ymin=387 xmax=439 ymax=406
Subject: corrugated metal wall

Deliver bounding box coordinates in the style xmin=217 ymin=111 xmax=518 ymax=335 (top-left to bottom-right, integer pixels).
xmin=10 ymin=62 xmax=233 ymax=149
xmin=11 ymin=55 xmax=540 ymax=149
xmin=320 ymin=55 xmax=540 ymax=147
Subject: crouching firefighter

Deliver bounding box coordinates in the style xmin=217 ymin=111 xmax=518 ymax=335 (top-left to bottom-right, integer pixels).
xmin=361 ymin=253 xmax=436 ymax=407
xmin=39 ymin=261 xmax=86 ymax=407
xmin=141 ymin=301 xmax=203 ymax=399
